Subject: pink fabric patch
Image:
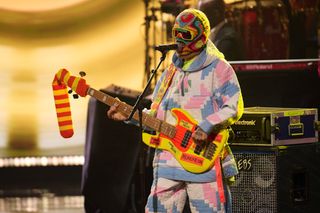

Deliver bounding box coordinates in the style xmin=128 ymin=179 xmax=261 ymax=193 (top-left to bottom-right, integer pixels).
xmin=215 ymin=62 xmax=232 ymax=87
xmin=221 ymin=95 xmax=230 ymax=103
xmin=156 ymin=108 xmax=165 ymax=120
xmin=184 ymin=96 xmax=207 ymax=109
xmin=159 ymin=150 xmax=174 ymax=160
xmin=203 ymin=183 xmax=216 ymax=206
xmin=200 ymin=84 xmax=211 ymax=96
xmin=183 ymin=75 xmax=189 ymax=89
xmin=207 ymin=113 xmax=221 ymax=123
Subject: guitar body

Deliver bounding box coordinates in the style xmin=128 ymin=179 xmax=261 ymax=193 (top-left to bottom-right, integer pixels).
xmin=142 ymin=108 xmax=228 ymax=173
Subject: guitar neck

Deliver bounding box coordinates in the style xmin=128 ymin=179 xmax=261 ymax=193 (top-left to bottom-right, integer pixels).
xmin=87 ymin=87 xmax=176 ymax=138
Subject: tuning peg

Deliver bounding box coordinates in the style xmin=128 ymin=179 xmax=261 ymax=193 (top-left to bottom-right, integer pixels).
xmin=73 ymin=94 xmax=79 ymax=99
xmin=79 ymin=71 xmax=86 ymax=77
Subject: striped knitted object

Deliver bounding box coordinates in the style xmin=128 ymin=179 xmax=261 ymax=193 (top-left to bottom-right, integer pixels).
xmin=52 ymin=68 xmax=89 ymax=138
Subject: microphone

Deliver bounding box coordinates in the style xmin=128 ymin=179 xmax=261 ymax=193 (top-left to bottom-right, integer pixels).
xmin=154 ymin=43 xmax=178 ymax=52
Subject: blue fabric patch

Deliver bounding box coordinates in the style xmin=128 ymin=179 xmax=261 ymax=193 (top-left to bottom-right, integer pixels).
xmin=201 ymin=98 xmax=214 ymax=119
xmin=157 ymin=167 xmax=216 ymax=182
xmin=201 ymin=61 xmax=214 ymax=80
xmin=158 ymin=159 xmax=167 ymax=164
xmin=201 ymin=60 xmax=217 ymax=80
xmin=172 ymin=205 xmax=179 ymax=213
xmin=215 ymin=82 xmax=239 ymax=108
xmin=217 ymin=82 xmax=240 ymax=98
xmin=187 ymin=51 xmax=207 ymax=71
xmin=146 ymin=195 xmax=167 ymax=212
xmin=163 ymin=98 xmax=181 ymax=111
xmin=198 ymin=119 xmax=214 ymax=134
xmin=216 ymin=191 xmax=222 ymax=210
xmin=223 ymin=166 xmax=238 ymax=178
xmin=190 ymin=199 xmax=216 ymax=212
xmin=172 ymin=53 xmax=184 ymax=68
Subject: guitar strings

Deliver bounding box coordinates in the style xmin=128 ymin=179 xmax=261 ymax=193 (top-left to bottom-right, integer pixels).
xmin=114 ymin=101 xmax=203 ymax=153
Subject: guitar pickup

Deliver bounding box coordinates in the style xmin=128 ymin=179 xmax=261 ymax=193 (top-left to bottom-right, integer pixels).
xmin=194 ymin=145 xmax=202 ymax=155
xmin=181 ymin=131 xmax=192 ymax=148
xmin=203 ymin=143 xmax=216 ymax=160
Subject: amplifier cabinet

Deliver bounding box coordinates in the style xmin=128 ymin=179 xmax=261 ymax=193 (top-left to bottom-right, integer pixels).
xmin=230 ymin=144 xmax=320 ymax=213
xmin=229 ymin=107 xmax=318 ymax=146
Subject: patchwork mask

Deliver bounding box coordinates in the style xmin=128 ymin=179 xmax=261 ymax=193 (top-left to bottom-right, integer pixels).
xmin=173 ymin=9 xmax=210 ymax=60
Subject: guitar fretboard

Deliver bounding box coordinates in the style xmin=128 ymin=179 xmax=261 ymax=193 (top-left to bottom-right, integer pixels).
xmin=87 ymin=87 xmax=176 ymax=138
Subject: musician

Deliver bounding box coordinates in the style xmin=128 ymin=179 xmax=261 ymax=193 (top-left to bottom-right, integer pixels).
xmin=197 ymin=0 xmax=244 ymax=61
xmin=107 ymin=8 xmax=243 ymax=213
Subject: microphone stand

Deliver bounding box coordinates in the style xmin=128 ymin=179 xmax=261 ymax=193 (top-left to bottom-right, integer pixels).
xmin=127 ymin=50 xmax=168 ymax=121
xmin=127 ymin=50 xmax=169 ymax=212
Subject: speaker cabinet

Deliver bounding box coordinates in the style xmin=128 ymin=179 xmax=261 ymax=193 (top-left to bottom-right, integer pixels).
xmin=230 ymin=144 xmax=320 ymax=213
xmin=81 ymin=85 xmax=151 ymax=213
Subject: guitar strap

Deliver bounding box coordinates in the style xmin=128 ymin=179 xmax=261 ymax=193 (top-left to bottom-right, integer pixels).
xmin=215 ymin=156 xmax=225 ymax=203
xmin=150 ymin=63 xmax=177 ymax=116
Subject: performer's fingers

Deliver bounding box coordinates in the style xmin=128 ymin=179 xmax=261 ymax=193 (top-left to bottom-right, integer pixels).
xmin=107 ymin=98 xmax=127 ymax=121
xmin=113 ymin=102 xmax=120 ymax=107
xmin=192 ymin=128 xmax=208 ymax=145
xmin=113 ymin=98 xmax=122 ymax=108
xmin=192 ymin=133 xmax=202 ymax=145
xmin=107 ymin=110 xmax=112 ymax=119
xmin=107 ymin=106 xmax=117 ymax=118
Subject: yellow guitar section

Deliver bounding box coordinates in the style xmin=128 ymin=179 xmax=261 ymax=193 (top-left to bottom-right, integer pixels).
xmin=142 ymin=108 xmax=229 ymax=174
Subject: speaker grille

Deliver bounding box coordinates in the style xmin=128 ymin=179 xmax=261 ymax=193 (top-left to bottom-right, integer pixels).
xmin=230 ymin=151 xmax=278 ymax=213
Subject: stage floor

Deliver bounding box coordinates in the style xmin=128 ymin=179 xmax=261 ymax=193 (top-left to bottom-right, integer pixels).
xmin=0 ymin=146 xmax=85 ymax=212
xmin=0 ymin=195 xmax=84 ymax=213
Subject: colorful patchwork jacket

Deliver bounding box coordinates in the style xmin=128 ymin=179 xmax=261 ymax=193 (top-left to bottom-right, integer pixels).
xmin=150 ymin=40 xmax=244 ymax=182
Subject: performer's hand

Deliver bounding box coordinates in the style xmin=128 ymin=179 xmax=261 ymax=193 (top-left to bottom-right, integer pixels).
xmin=192 ymin=127 xmax=208 ymax=146
xmin=107 ymin=100 xmax=128 ymax=121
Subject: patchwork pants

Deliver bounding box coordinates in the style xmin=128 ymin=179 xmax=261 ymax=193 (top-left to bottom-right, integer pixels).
xmin=145 ymin=177 xmax=231 ymax=213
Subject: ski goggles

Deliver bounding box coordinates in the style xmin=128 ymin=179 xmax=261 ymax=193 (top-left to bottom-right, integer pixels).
xmin=172 ymin=28 xmax=196 ymax=41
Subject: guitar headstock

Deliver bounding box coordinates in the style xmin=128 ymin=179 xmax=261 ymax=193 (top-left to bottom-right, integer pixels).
xmin=54 ymin=68 xmax=90 ymax=97
xmin=52 ymin=68 xmax=90 ymax=138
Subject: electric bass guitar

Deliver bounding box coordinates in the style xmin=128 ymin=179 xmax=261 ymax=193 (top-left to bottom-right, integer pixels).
xmin=52 ymin=69 xmax=229 ymax=173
